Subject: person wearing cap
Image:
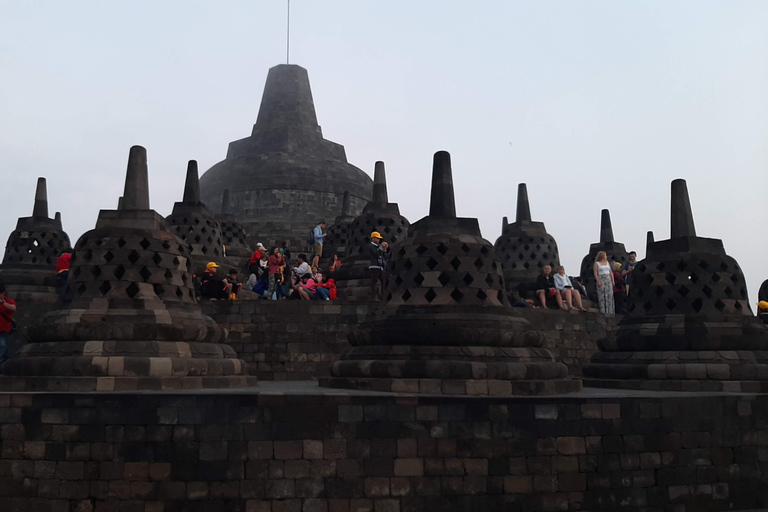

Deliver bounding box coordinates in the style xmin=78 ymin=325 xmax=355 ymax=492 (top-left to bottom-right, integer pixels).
xmin=311 ymin=221 xmax=327 ymax=270
xmin=200 ymin=262 xmax=230 ymax=300
xmin=368 ymin=231 xmax=389 ymax=301
xmin=248 ymin=243 xmax=267 ymax=274
xmin=758 ymin=301 xmax=768 ymax=325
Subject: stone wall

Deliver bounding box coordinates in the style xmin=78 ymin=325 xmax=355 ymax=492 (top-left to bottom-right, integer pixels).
xmin=0 ymin=389 xmax=765 ymax=511
xmin=201 ymin=302 xmax=615 ymax=380
xmin=200 ymin=301 xmax=370 ymax=381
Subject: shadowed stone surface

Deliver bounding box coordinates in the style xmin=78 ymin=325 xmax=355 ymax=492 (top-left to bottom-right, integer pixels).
xmin=579 ymin=209 xmax=629 ymax=301
xmin=494 ymin=183 xmax=560 ymax=297
xmin=584 ymin=179 xmax=768 ymax=392
xmin=216 ymin=188 xmax=252 ymax=271
xmin=0 ymin=146 xmax=254 ymax=391
xmin=0 ymin=177 xmax=71 ymax=304
xmin=322 ymin=152 xmax=580 ymax=395
xmin=167 ymin=161 xmax=224 ymax=275
xmin=199 ymin=64 xmax=373 ymax=249
xmin=323 ymin=191 xmax=356 ymax=259
xmin=335 ymin=161 xmax=410 ymax=301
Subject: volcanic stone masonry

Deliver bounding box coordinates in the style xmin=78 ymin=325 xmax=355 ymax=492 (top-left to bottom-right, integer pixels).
xmin=334 ymin=161 xmax=410 ymax=301
xmin=584 ymin=179 xmax=768 ymax=392
xmin=494 ymin=183 xmax=560 ymax=298
xmin=216 ymin=188 xmax=253 ymax=271
xmin=323 ymin=191 xmax=355 ymax=259
xmin=579 ymin=209 xmax=629 ymax=301
xmin=321 ymin=151 xmax=581 ymax=396
xmin=167 ymin=160 xmax=225 ymax=276
xmin=0 ymin=177 xmax=71 ymax=304
xmin=0 ymin=146 xmax=255 ymax=391
xmin=199 ymin=64 xmax=373 ymax=249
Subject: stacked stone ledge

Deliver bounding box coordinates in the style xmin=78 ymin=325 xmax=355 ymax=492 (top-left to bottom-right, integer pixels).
xmin=494 ymin=183 xmax=560 ymax=299
xmin=0 ymin=146 xmax=255 ymax=391
xmin=321 ymin=151 xmax=581 ymax=395
xmin=579 ymin=209 xmax=629 ymax=301
xmin=167 ymin=160 xmax=225 ymax=276
xmin=0 ymin=177 xmax=71 ymax=304
xmin=334 ymin=161 xmax=410 ymax=301
xmin=584 ymin=179 xmax=768 ymax=392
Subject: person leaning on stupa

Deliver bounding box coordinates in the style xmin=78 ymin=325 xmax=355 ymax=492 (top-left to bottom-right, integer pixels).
xmin=758 ymin=301 xmax=768 ymax=325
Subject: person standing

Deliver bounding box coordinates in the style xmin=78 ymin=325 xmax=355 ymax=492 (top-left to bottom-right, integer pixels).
xmin=368 ymin=232 xmax=388 ymax=301
xmin=0 ymin=283 xmax=17 ymax=366
xmin=56 ymin=250 xmax=72 ymax=297
xmin=311 ymin=221 xmax=327 ymax=269
xmin=621 ymin=251 xmax=638 ymax=296
xmin=612 ymin=262 xmax=626 ymax=314
xmin=593 ymin=251 xmax=615 ymax=314
xmin=267 ymin=247 xmax=285 ymax=300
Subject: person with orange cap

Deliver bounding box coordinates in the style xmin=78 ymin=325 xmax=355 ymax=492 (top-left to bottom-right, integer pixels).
xmin=368 ymin=231 xmax=389 ymax=301
xmin=200 ymin=262 xmax=230 ymax=300
xmin=758 ymin=301 xmax=768 ymax=325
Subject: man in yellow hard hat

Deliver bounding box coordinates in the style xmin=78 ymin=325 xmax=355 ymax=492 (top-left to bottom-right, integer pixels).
xmin=368 ymin=231 xmax=389 ymax=301
xmin=758 ymin=301 xmax=768 ymax=325
xmin=200 ymin=262 xmax=230 ymax=300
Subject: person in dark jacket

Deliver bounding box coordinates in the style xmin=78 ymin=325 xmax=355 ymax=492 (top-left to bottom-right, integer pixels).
xmin=368 ymin=231 xmax=389 ymax=301
xmin=535 ymin=265 xmax=564 ymax=309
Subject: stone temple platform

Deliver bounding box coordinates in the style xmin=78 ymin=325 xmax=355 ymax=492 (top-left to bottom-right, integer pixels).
xmin=0 ymin=381 xmax=766 ymax=511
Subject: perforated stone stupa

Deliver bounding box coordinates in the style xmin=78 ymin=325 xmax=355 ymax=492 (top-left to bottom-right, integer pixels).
xmin=584 ymin=179 xmax=768 ymax=392
xmin=0 ymin=177 xmax=71 ymax=304
xmin=579 ymin=209 xmax=629 ymax=300
xmin=335 ymin=162 xmax=410 ymax=300
xmin=167 ymin=161 xmax=224 ymax=275
xmin=0 ymin=146 xmax=254 ymax=391
xmin=216 ymin=189 xmax=252 ymax=270
xmin=494 ymin=183 xmax=560 ymax=296
xmin=199 ymin=64 xmax=373 ymax=248
xmin=321 ymin=151 xmax=580 ymax=395
xmin=323 ymin=191 xmax=355 ymax=259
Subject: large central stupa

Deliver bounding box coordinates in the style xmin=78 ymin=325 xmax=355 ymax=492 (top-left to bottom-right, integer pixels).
xmin=200 ymin=64 xmax=373 ymax=248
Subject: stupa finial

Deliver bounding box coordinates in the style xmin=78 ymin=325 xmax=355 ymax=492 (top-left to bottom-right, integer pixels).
xmin=32 ymin=177 xmax=49 ymax=218
xmin=428 ymin=151 xmax=456 ymax=219
xmin=515 ymin=183 xmax=531 ymax=222
xmin=183 ymin=160 xmax=201 ymax=203
xmin=670 ymin=178 xmax=696 ymax=238
xmin=647 ymin=230 xmax=655 ymax=245
xmin=121 ymin=146 xmax=150 ymax=210
xmin=599 ymin=209 xmax=615 ymax=243
xmin=372 ymin=161 xmax=389 ymax=204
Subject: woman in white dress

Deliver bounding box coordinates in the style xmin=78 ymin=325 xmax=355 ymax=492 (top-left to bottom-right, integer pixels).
xmin=593 ymin=251 xmax=615 ymax=314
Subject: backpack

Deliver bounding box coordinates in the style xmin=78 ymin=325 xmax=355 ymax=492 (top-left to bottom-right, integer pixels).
xmin=307 ymin=229 xmax=315 ymax=245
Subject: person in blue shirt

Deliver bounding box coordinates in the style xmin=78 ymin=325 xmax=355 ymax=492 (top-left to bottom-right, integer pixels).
xmin=621 ymin=251 xmax=638 ymax=296
xmin=311 ymin=221 xmax=327 ymax=269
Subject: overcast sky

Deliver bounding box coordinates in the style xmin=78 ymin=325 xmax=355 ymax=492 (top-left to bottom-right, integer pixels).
xmin=2 ymin=1 xmax=766 ymax=304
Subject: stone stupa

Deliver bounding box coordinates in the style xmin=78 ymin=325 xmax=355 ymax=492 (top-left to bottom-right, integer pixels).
xmin=199 ymin=64 xmax=373 ymax=249
xmin=323 ymin=191 xmax=356 ymax=259
xmin=334 ymin=161 xmax=410 ymax=301
xmin=0 ymin=146 xmax=255 ymax=391
xmin=579 ymin=209 xmax=629 ymax=300
xmin=321 ymin=152 xmax=580 ymax=396
xmin=0 ymin=178 xmax=71 ymax=304
xmin=167 ymin=161 xmax=224 ymax=275
xmin=494 ymin=183 xmax=560 ymax=297
xmin=584 ymin=179 xmax=768 ymax=392
xmin=216 ymin=189 xmax=252 ymax=271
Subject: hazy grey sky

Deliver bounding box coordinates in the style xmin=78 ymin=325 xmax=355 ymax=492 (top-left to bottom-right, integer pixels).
xmin=2 ymin=1 xmax=766 ymax=302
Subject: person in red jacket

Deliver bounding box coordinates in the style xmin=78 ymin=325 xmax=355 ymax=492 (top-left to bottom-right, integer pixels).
xmin=0 ymin=283 xmax=17 ymax=366
xmin=267 ymin=247 xmax=285 ymax=300
xmin=56 ymin=250 xmax=72 ymax=297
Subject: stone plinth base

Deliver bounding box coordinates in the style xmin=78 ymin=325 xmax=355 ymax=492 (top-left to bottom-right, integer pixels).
xmin=584 ymin=378 xmax=768 ymax=393
xmin=0 ymin=375 xmax=258 ymax=392
xmin=319 ymin=377 xmax=582 ymax=396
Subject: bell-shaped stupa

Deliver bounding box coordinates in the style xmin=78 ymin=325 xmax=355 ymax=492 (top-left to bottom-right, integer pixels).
xmin=335 ymin=161 xmax=410 ymax=301
xmin=321 ymin=152 xmax=580 ymax=395
xmin=494 ymin=183 xmax=560 ymax=297
xmin=0 ymin=147 xmax=254 ymax=391
xmin=216 ymin=189 xmax=252 ymax=270
xmin=167 ymin=161 xmax=225 ymax=275
xmin=584 ymin=179 xmax=768 ymax=392
xmin=0 ymin=178 xmax=71 ymax=303
xmin=579 ymin=209 xmax=629 ymax=300
xmin=199 ymin=64 xmax=372 ymax=249
xmin=323 ymin=191 xmax=356 ymax=259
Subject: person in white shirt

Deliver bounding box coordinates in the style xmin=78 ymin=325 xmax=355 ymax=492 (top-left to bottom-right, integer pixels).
xmin=553 ymin=266 xmax=587 ymax=311
xmin=292 ymin=254 xmax=311 ymax=279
